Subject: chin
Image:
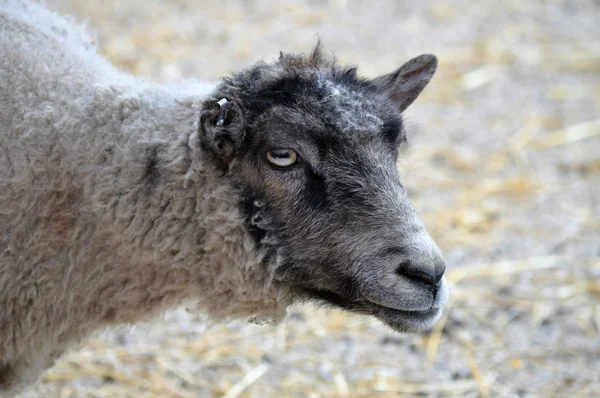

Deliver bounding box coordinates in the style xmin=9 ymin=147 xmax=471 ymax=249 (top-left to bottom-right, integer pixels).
xmin=372 ymin=304 xmax=445 ymax=333
xmin=376 ymin=278 xmax=449 ymax=332
xmin=300 ymin=277 xmax=450 ymax=333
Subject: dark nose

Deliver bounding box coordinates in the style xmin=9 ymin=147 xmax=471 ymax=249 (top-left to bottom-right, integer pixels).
xmin=396 ymin=259 xmax=446 ymax=287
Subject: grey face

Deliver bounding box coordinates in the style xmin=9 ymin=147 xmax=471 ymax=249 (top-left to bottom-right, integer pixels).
xmin=200 ymin=46 xmax=448 ymax=332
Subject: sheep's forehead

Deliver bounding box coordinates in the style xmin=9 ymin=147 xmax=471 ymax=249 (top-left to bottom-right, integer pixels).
xmin=226 ymin=52 xmax=403 ymax=145
xmin=252 ymin=69 xmax=388 ymax=138
xmin=314 ymin=77 xmax=385 ymax=135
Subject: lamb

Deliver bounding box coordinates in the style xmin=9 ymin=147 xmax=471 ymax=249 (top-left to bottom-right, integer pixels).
xmin=0 ymin=1 xmax=448 ymax=395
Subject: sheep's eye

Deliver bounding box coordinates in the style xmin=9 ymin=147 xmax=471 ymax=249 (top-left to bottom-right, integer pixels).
xmin=266 ymin=149 xmax=298 ymax=167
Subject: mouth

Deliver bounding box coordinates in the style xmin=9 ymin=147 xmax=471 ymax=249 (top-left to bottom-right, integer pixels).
xmin=366 ymin=302 xmax=443 ymax=333
xmin=302 ymin=286 xmax=445 ymax=333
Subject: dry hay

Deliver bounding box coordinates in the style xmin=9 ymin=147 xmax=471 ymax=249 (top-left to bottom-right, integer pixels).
xmin=21 ymin=0 xmax=600 ymax=397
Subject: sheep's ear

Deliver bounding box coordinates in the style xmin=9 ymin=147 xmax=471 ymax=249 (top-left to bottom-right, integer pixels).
xmin=372 ymin=54 xmax=437 ymax=112
xmin=200 ymin=98 xmax=245 ymax=163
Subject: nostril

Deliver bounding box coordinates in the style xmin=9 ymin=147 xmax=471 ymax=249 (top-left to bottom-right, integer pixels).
xmin=395 ymin=260 xmax=412 ymax=276
xmin=396 ymin=260 xmax=439 ymax=287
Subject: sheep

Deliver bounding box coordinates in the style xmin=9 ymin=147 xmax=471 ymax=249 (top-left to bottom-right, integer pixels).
xmin=0 ymin=0 xmax=448 ymax=395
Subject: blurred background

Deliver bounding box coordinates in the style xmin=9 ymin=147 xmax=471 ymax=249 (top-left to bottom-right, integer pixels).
xmin=27 ymin=0 xmax=599 ymax=397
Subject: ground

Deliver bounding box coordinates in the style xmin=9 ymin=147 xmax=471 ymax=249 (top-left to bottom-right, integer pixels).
xmin=21 ymin=0 xmax=600 ymax=397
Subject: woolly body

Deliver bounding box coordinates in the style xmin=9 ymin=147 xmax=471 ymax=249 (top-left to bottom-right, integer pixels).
xmin=0 ymin=1 xmax=285 ymax=393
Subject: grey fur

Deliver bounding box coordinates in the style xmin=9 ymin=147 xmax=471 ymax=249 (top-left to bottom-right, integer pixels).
xmin=0 ymin=1 xmax=447 ymax=395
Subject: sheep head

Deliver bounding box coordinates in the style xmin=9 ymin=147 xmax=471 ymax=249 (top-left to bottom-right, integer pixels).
xmin=200 ymin=44 xmax=448 ymax=333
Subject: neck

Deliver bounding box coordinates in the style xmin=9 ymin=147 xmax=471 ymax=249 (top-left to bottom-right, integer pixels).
xmin=75 ymin=80 xmax=286 ymax=326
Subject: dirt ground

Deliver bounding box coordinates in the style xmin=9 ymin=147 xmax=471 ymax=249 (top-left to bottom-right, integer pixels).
xmin=21 ymin=0 xmax=600 ymax=397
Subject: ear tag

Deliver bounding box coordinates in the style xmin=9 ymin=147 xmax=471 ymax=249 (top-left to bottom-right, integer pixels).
xmin=216 ymin=98 xmax=229 ymax=126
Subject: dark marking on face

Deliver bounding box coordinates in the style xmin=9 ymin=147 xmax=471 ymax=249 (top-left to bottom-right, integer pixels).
xmin=301 ymin=167 xmax=328 ymax=213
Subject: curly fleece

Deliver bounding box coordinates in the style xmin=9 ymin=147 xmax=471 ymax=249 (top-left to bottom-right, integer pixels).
xmin=0 ymin=1 xmax=286 ymax=394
